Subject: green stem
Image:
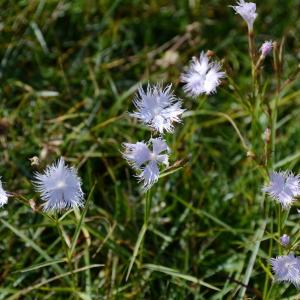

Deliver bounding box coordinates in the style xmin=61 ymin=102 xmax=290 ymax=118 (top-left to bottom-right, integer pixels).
xmin=144 ymin=190 xmax=151 ymax=225
xmin=141 ymin=190 xmax=151 ymax=262
xmin=54 ymin=215 xmax=77 ymax=296
xmin=248 ymin=29 xmax=256 ymax=96
xmin=270 ymin=97 xmax=278 ymax=170
xmin=263 ymin=213 xmax=273 ymax=299
xmin=126 ymin=190 xmax=152 ymax=281
xmin=263 ymin=42 xmax=282 ymax=300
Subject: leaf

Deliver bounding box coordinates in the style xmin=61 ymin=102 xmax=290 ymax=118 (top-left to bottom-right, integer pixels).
xmin=69 ymin=183 xmax=95 ymax=257
xmin=0 ymin=219 xmax=69 ymax=283
xmin=126 ymin=223 xmax=147 ymax=281
xmin=7 ymin=264 xmax=103 ymax=300
xmin=16 ymin=258 xmax=67 ymax=273
xmin=143 ymin=264 xmax=220 ymax=291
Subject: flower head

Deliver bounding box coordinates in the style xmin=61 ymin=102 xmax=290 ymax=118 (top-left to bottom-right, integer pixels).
xmin=130 ymin=84 xmax=185 ymax=134
xmin=231 ymin=0 xmax=257 ymax=31
xmin=280 ymin=234 xmax=290 ymax=247
xmin=122 ymin=138 xmax=170 ymax=191
xmin=260 ymin=40 xmax=273 ymax=57
xmin=0 ymin=179 xmax=8 ymax=207
xmin=270 ymin=254 xmax=300 ymax=288
xmin=181 ymin=52 xmax=225 ymax=97
xmin=263 ymin=171 xmax=300 ymax=209
xmin=33 ymin=158 xmax=84 ymax=212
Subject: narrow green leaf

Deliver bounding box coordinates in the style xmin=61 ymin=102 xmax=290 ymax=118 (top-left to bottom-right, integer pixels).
xmin=16 ymin=258 xmax=67 ymax=273
xmin=143 ymin=264 xmax=220 ymax=291
xmin=274 ymin=151 xmax=300 ymax=169
xmin=238 ymin=220 xmax=267 ymax=299
xmin=69 ymin=183 xmax=95 ymax=257
xmin=7 ymin=264 xmax=103 ymax=300
xmin=126 ymin=224 xmax=147 ymax=281
xmin=0 ymin=219 xmax=69 ymax=283
xmin=173 ymin=195 xmax=236 ymax=233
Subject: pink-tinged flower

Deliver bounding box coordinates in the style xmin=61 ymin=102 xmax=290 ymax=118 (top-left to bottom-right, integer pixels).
xmin=231 ymin=1 xmax=257 ymax=31
xmin=33 ymin=158 xmax=84 ymax=212
xmin=181 ymin=52 xmax=225 ymax=97
xmin=263 ymin=171 xmax=300 ymax=209
xmin=0 ymin=179 xmax=8 ymax=207
xmin=122 ymin=138 xmax=170 ymax=191
xmin=130 ymin=84 xmax=185 ymax=134
xmin=260 ymin=40 xmax=273 ymax=57
xmin=280 ymin=234 xmax=290 ymax=247
xmin=270 ymin=254 xmax=300 ymax=288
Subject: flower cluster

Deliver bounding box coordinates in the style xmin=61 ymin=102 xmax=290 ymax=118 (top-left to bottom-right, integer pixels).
xmin=123 ymin=83 xmax=183 ymax=191
xmin=263 ymin=171 xmax=300 ymax=209
xmin=124 ymin=48 xmax=225 ymax=190
xmin=264 ymin=171 xmax=300 ymax=288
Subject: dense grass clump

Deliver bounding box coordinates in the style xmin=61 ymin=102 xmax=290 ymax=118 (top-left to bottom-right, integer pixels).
xmin=1 ymin=0 xmax=300 ymax=299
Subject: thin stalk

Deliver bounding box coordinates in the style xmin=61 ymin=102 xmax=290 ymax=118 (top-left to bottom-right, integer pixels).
xmin=263 ymin=213 xmax=273 ymax=299
xmin=141 ymin=190 xmax=152 ymax=262
xmin=248 ymin=29 xmax=256 ymax=95
xmin=248 ymin=29 xmax=261 ymax=155
xmin=144 ymin=190 xmax=151 ymax=225
xmin=263 ymin=41 xmax=282 ymax=300
xmin=277 ymin=206 xmax=282 ymax=255
xmin=54 ymin=215 xmax=77 ymax=296
xmin=126 ymin=190 xmax=152 ymax=281
xmin=271 ymin=41 xmax=281 ymax=169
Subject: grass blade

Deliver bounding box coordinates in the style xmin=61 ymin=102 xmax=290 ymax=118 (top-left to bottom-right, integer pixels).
xmin=17 ymin=258 xmax=67 ymax=273
xmin=69 ymin=183 xmax=95 ymax=257
xmin=7 ymin=264 xmax=104 ymax=300
xmin=143 ymin=263 xmax=220 ymax=291
xmin=238 ymin=220 xmax=267 ymax=299
xmin=0 ymin=219 xmax=69 ymax=283
xmin=126 ymin=223 xmax=147 ymax=281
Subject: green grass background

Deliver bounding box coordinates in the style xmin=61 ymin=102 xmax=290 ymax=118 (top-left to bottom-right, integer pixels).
xmin=1 ymin=0 xmax=300 ymax=299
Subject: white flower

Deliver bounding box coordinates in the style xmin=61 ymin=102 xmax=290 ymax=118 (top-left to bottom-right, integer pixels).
xmin=181 ymin=52 xmax=225 ymax=97
xmin=231 ymin=0 xmax=257 ymax=31
xmin=130 ymin=84 xmax=185 ymax=134
xmin=33 ymin=157 xmax=84 ymax=212
xmin=260 ymin=40 xmax=273 ymax=57
xmin=263 ymin=171 xmax=300 ymax=209
xmin=0 ymin=179 xmax=8 ymax=207
xmin=270 ymin=254 xmax=300 ymax=288
xmin=122 ymin=138 xmax=169 ymax=191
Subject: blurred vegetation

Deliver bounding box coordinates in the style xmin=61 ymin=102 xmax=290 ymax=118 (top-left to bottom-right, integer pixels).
xmin=0 ymin=0 xmax=300 ymax=299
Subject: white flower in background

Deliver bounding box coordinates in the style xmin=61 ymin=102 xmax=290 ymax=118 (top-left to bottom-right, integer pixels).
xmin=123 ymin=138 xmax=170 ymax=191
xmin=231 ymin=0 xmax=257 ymax=31
xmin=131 ymin=84 xmax=185 ymax=134
xmin=263 ymin=171 xmax=300 ymax=209
xmin=181 ymin=52 xmax=225 ymax=97
xmin=270 ymin=254 xmax=300 ymax=288
xmin=33 ymin=157 xmax=84 ymax=212
xmin=260 ymin=40 xmax=273 ymax=57
xmin=0 ymin=179 xmax=8 ymax=207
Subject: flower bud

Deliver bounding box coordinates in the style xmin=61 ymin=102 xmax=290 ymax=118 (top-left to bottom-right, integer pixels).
xmin=260 ymin=41 xmax=273 ymax=57
xmin=280 ymin=234 xmax=290 ymax=247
